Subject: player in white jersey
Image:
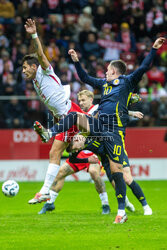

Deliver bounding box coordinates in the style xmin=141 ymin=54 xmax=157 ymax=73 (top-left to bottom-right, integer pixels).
xmin=22 ymin=19 xmax=71 ymax=118
xmin=22 ymin=19 xmax=84 ymax=204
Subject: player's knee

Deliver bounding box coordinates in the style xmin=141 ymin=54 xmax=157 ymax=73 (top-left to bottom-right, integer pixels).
xmin=49 ymin=148 xmax=61 ymax=162
xmin=89 ymin=168 xmax=99 ymax=180
xmin=124 ymin=173 xmax=133 ymax=185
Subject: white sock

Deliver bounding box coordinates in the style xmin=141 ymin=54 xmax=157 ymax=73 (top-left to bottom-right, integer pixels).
xmin=40 ymin=163 xmax=60 ymax=194
xmin=47 ymin=190 xmax=59 ymax=204
xmin=49 ymin=130 xmax=53 ymax=138
xmin=117 ymin=209 xmax=125 ymax=216
xmin=99 ymin=192 xmax=109 ymax=205
xmin=125 ymin=196 xmax=130 ymax=206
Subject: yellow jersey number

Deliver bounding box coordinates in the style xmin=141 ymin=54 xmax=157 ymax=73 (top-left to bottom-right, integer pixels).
xmin=113 ymin=145 xmax=121 ymax=155
xmin=103 ymin=86 xmax=112 ymax=95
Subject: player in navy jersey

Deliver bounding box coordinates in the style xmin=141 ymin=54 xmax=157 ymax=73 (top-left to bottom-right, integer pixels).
xmin=66 ymin=133 xmax=152 ymax=215
xmin=34 ymin=37 xmax=165 ymax=223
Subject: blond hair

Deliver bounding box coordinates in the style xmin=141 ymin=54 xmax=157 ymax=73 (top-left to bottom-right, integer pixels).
xmin=77 ymin=90 xmax=94 ymax=99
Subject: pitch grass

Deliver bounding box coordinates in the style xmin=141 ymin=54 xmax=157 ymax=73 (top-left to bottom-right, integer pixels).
xmin=0 ymin=181 xmax=167 ymax=250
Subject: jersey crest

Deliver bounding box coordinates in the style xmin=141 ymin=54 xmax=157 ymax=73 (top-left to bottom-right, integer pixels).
xmin=113 ymin=79 xmax=120 ymax=85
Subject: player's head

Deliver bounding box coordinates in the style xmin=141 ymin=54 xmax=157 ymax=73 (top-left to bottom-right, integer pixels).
xmin=77 ymin=90 xmax=94 ymax=112
xmin=22 ymin=54 xmax=39 ymax=80
xmin=106 ymin=60 xmax=127 ymax=82
xmin=66 ymin=134 xmax=86 ymax=153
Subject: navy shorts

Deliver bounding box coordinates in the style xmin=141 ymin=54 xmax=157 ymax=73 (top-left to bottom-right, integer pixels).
xmin=102 ymin=130 xmax=126 ymax=165
xmin=86 ymin=116 xmax=129 ymax=166
xmin=123 ymin=149 xmax=130 ymax=168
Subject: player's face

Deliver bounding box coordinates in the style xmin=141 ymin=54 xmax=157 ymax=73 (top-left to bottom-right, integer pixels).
xmin=22 ymin=61 xmax=37 ymax=80
xmin=106 ymin=64 xmax=114 ymax=82
xmin=78 ymin=95 xmax=93 ymax=112
xmin=71 ymin=135 xmax=85 ymax=152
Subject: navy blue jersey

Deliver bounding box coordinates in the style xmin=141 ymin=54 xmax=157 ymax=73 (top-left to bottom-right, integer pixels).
xmin=75 ymin=48 xmax=157 ymax=133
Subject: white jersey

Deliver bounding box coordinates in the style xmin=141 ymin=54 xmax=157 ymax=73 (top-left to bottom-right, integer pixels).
xmin=33 ymin=65 xmax=71 ymax=118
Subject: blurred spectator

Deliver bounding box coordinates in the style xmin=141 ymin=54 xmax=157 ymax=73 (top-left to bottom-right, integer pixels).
xmin=0 ymin=24 xmax=9 ymax=48
xmin=59 ymin=61 xmax=74 ymax=85
xmin=0 ymin=50 xmax=13 ymax=82
xmin=4 ymin=98 xmax=25 ymax=128
xmin=78 ymin=6 xmax=94 ymax=31
xmin=45 ymin=14 xmax=61 ymax=44
xmin=93 ymin=5 xmax=111 ymax=30
xmin=60 ymin=16 xmax=78 ymax=42
xmin=83 ymin=32 xmax=101 ymax=59
xmin=17 ymin=0 xmax=30 ymax=20
xmin=30 ymin=0 xmax=48 ymax=24
xmin=45 ymin=41 xmax=60 ymax=63
xmin=147 ymin=66 xmax=165 ymax=86
xmin=145 ymin=6 xmax=164 ymax=38
xmin=137 ymin=99 xmax=155 ymax=127
xmin=158 ymin=90 xmax=167 ymax=125
xmin=138 ymin=73 xmax=149 ymax=93
xmin=78 ymin=20 xmax=95 ymax=50
xmin=47 ymin=0 xmax=62 ymax=14
xmin=116 ymin=22 xmax=137 ymax=52
xmin=14 ymin=44 xmax=28 ymax=69
xmin=120 ymin=0 xmax=132 ymax=22
xmin=0 ymin=0 xmax=15 ymax=24
xmin=98 ymin=23 xmax=120 ymax=61
xmin=14 ymin=16 xmax=25 ymax=34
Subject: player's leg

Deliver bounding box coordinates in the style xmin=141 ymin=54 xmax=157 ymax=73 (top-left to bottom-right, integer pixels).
xmin=123 ymin=167 xmax=152 ymax=215
xmin=38 ymin=162 xmax=75 ymax=214
xmin=88 ymin=163 xmax=110 ymax=214
xmin=34 ymin=112 xmax=90 ymax=142
xmin=28 ymin=139 xmax=68 ymax=204
xmin=101 ymin=155 xmax=134 ymax=213
xmin=110 ymin=179 xmax=135 ymax=212
xmin=108 ymin=158 xmax=127 ymax=223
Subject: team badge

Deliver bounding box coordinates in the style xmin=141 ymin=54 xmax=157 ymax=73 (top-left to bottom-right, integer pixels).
xmin=113 ymin=79 xmax=119 ymax=85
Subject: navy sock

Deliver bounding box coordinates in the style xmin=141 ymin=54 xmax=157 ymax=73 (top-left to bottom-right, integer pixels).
xmin=128 ymin=180 xmax=147 ymax=206
xmin=112 ymin=172 xmax=126 ymax=210
xmin=50 ymin=112 xmax=77 ymax=135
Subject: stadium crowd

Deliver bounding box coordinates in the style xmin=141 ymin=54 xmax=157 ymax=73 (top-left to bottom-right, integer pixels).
xmin=0 ymin=0 xmax=167 ymax=128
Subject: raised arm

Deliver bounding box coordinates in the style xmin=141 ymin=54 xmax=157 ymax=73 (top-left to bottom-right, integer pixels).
xmin=68 ymin=49 xmax=104 ymax=89
xmin=24 ymin=19 xmax=49 ymax=69
xmin=127 ymin=37 xmax=166 ymax=89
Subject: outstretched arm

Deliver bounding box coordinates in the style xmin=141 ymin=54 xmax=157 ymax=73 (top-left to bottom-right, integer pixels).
xmin=68 ymin=49 xmax=104 ymax=89
xmin=127 ymin=37 xmax=166 ymax=89
xmin=24 ymin=19 xmax=49 ymax=69
xmin=69 ymin=152 xmax=99 ymax=164
xmin=128 ymin=111 xmax=144 ymax=119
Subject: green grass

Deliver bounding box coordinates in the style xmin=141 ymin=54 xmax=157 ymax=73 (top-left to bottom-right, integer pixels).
xmin=0 ymin=181 xmax=167 ymax=250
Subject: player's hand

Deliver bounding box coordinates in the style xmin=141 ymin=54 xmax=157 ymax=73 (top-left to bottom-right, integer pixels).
xmin=152 ymin=37 xmax=166 ymax=49
xmin=24 ymin=19 xmax=37 ymax=35
xmin=132 ymin=111 xmax=144 ymax=119
xmin=88 ymin=155 xmax=99 ymax=164
xmin=68 ymin=49 xmax=79 ymax=62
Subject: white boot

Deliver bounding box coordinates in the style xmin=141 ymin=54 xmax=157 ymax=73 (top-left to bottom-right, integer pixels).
xmin=143 ymin=204 xmax=152 ymax=215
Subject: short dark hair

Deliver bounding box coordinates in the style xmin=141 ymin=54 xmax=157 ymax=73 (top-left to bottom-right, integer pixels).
xmin=22 ymin=53 xmax=39 ymax=66
xmin=110 ymin=60 xmax=127 ymax=75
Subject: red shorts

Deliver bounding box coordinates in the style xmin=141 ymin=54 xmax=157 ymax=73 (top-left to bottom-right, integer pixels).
xmin=66 ymin=151 xmax=101 ymax=172
xmin=55 ymin=102 xmax=84 ymax=143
